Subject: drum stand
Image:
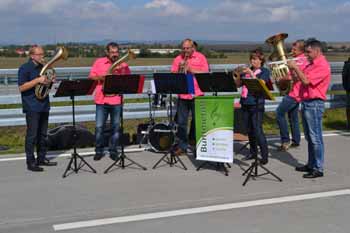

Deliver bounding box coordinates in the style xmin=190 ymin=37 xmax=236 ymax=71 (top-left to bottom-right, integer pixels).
xmin=152 ymin=94 xmax=187 ymax=170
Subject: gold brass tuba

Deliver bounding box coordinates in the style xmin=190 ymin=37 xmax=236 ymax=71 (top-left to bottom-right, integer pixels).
xmin=107 ymin=48 xmax=136 ymax=75
xmin=35 ymin=46 xmax=68 ymax=100
xmin=103 ymin=49 xmax=136 ymax=96
xmin=265 ymin=33 xmax=291 ymax=96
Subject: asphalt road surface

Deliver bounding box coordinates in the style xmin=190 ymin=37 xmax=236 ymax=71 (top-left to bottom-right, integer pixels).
xmin=0 ymin=131 xmax=349 ymax=233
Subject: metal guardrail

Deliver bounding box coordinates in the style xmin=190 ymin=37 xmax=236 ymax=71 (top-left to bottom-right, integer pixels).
xmin=0 ymin=63 xmax=346 ymax=126
xmin=0 ymin=95 xmax=346 ymax=126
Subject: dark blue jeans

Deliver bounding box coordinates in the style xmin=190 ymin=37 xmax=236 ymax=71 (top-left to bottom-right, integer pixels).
xmin=176 ymin=99 xmax=195 ymax=151
xmin=25 ymin=111 xmax=49 ymax=165
xmin=95 ymin=104 xmax=121 ymax=156
xmin=276 ymin=95 xmax=301 ymax=144
xmin=242 ymin=104 xmax=268 ymax=160
xmin=301 ymin=99 xmax=325 ymax=172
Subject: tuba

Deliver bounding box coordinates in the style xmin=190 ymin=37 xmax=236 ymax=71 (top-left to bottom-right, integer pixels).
xmin=103 ymin=49 xmax=136 ymax=96
xmin=107 ymin=48 xmax=136 ymax=75
xmin=35 ymin=46 xmax=68 ymax=100
xmin=265 ymin=33 xmax=292 ymax=96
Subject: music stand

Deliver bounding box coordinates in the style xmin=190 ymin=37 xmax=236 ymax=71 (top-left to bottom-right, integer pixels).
xmin=195 ymin=72 xmax=237 ymax=176
xmin=54 ymin=79 xmax=97 ymax=178
xmin=240 ymin=78 xmax=282 ymax=186
xmin=103 ymin=74 xmax=147 ymax=173
xmin=151 ymin=73 xmax=194 ymax=170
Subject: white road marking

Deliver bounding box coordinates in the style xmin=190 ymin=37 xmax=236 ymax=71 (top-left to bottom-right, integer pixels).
xmin=53 ymin=189 xmax=350 ymax=231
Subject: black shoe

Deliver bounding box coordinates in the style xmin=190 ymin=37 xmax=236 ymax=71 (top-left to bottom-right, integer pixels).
xmin=259 ymin=158 xmax=268 ymax=165
xmin=242 ymin=154 xmax=255 ymax=161
xmin=27 ymin=164 xmax=44 ymax=172
xmin=94 ymin=153 xmax=104 ymax=161
xmin=37 ymin=160 xmax=57 ymax=166
xmin=303 ymin=170 xmax=324 ymax=178
xmin=290 ymin=142 xmax=300 ymax=148
xmin=109 ymin=153 xmax=120 ymax=161
xmin=295 ymin=165 xmax=312 ymax=172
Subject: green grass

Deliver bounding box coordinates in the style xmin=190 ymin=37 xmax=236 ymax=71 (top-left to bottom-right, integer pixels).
xmin=0 ymin=108 xmax=348 ymax=155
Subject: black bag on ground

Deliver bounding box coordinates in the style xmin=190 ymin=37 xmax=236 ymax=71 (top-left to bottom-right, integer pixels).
xmin=342 ymin=58 xmax=350 ymax=91
xmin=47 ymin=124 xmax=95 ymax=150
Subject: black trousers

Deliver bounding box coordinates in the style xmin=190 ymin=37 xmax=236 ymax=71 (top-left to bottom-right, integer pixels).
xmin=25 ymin=111 xmax=49 ymax=165
xmin=242 ymin=104 xmax=269 ymax=160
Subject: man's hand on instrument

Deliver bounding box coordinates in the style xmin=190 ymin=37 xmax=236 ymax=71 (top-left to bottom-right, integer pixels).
xmin=52 ymin=74 xmax=57 ymax=83
xmin=37 ymin=75 xmax=49 ymax=85
xmin=287 ymin=60 xmax=298 ymax=70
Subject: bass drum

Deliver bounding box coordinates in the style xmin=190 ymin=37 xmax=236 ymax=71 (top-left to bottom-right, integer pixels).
xmin=148 ymin=123 xmax=175 ymax=152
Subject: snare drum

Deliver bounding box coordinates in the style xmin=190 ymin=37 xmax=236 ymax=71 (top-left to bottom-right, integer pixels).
xmin=148 ymin=123 xmax=175 ymax=152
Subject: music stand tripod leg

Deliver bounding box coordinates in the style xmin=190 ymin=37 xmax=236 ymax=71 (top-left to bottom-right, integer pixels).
xmin=241 ymin=89 xmax=283 ymax=185
xmin=172 ymin=153 xmax=187 ymax=170
xmin=104 ymin=100 xmax=147 ymax=174
xmin=62 ymin=94 xmax=97 ymax=178
xmin=259 ymin=164 xmax=283 ymax=182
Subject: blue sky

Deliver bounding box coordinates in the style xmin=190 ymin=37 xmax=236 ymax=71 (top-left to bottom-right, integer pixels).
xmin=0 ymin=0 xmax=349 ymax=44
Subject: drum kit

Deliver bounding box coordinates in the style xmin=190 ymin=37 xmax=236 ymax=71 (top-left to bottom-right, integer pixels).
xmin=138 ymin=92 xmax=177 ymax=153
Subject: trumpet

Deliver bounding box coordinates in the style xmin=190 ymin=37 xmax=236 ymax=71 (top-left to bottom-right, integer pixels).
xmin=179 ymin=54 xmax=189 ymax=73
xmin=232 ymin=64 xmax=249 ymax=78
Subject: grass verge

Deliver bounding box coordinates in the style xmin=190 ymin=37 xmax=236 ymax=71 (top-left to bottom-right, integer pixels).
xmin=0 ymin=108 xmax=348 ymax=155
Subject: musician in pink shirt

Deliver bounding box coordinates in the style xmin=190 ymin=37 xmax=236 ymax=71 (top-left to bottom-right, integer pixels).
xmin=89 ymin=42 xmax=131 ymax=161
xmin=288 ymin=39 xmax=331 ymax=178
xmin=276 ymin=40 xmax=309 ymax=151
xmin=171 ymin=38 xmax=209 ymax=155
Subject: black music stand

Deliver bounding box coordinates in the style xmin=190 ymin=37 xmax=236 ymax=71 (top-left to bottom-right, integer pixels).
xmin=54 ymin=79 xmax=97 ymax=178
xmin=103 ymin=74 xmax=147 ymax=173
xmin=195 ymin=72 xmax=237 ymax=176
xmin=240 ymin=78 xmax=282 ymax=186
xmin=151 ymin=73 xmax=194 ymax=170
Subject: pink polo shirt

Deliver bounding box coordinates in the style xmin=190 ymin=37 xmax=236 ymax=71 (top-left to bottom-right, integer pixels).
xmin=288 ymin=53 xmax=309 ymax=102
xmin=89 ymin=57 xmax=131 ymax=105
xmin=171 ymin=51 xmax=209 ymax=100
xmin=300 ymin=55 xmax=331 ymax=101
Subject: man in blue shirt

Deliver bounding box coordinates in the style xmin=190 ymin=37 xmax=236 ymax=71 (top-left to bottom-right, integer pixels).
xmin=18 ymin=45 xmax=57 ymax=172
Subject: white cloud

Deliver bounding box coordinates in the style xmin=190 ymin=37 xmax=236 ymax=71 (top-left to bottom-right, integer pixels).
xmin=145 ymin=0 xmax=190 ymax=16
xmin=0 ymin=0 xmax=349 ymax=43
xmin=194 ymin=0 xmax=298 ymax=23
xmin=0 ymin=0 xmax=13 ymax=9
xmin=29 ymin=0 xmax=69 ymax=14
xmin=335 ymin=1 xmax=350 ymax=13
xmin=268 ymin=5 xmax=298 ymax=22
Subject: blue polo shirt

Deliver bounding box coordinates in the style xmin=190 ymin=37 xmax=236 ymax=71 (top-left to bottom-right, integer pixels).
xmin=18 ymin=59 xmax=50 ymax=113
xmin=240 ymin=67 xmax=271 ymax=106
